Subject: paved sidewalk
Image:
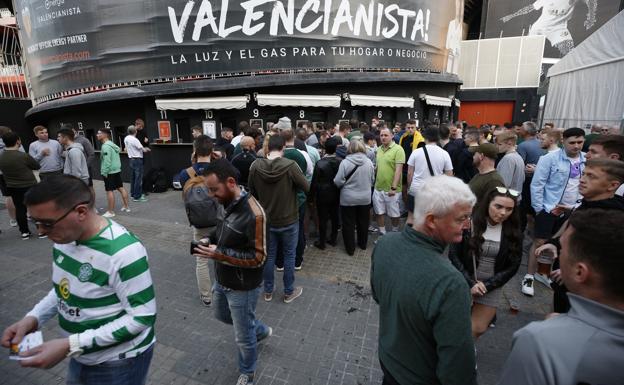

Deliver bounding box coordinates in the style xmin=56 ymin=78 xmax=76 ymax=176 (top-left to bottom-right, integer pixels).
xmin=0 ymin=182 xmax=552 ymax=385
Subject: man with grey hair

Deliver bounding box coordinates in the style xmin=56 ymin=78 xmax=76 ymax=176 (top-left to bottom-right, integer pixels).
xmin=124 ymin=125 xmax=150 ymax=202
xmin=274 ymin=116 xmax=292 ymax=132
xmin=371 ymin=175 xmax=477 ymax=385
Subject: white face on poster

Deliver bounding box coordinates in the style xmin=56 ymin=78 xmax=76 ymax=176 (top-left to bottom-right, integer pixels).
xmin=498 ymin=0 xmax=599 ymax=57
xmin=203 ymin=120 xmax=216 ymax=139
xmin=445 ymin=0 xmax=464 ymax=74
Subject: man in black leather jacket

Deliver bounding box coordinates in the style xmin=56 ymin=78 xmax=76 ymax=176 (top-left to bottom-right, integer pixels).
xmin=193 ymin=159 xmax=270 ymax=385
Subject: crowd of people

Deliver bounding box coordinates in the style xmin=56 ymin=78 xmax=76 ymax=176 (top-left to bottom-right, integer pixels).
xmin=1 ymin=117 xmax=623 ymax=385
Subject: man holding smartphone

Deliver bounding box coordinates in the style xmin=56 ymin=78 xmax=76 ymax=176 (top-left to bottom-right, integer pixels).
xmin=527 ymin=127 xmax=586 ymax=296
xmin=192 ymin=159 xmax=270 ymax=385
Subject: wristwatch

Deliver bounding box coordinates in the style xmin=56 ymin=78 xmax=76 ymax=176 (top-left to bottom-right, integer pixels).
xmin=390 ymin=187 xmax=397 ymax=191
xmin=67 ymin=334 xmax=83 ymax=358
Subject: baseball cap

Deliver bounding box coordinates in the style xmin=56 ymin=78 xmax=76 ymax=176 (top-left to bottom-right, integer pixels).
xmin=274 ymin=116 xmax=292 ymax=130
xmin=470 ymin=143 xmax=498 ymax=159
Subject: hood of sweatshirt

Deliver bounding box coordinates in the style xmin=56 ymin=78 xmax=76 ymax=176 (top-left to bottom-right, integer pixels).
xmin=252 ymin=157 xmax=296 ymax=183
xmin=344 ymin=152 xmax=369 ymax=166
xmin=103 ymin=140 xmax=120 ymax=153
xmin=578 ymin=195 xmax=624 ymax=212
xmin=67 ymin=142 xmax=84 ymax=152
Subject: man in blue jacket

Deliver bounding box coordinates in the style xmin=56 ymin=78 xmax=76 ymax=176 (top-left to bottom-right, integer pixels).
xmin=525 ymin=127 xmax=585 ymax=296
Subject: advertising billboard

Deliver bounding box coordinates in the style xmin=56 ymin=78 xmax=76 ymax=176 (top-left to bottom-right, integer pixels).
xmin=484 ymin=0 xmax=621 ymax=59
xmin=14 ymin=0 xmax=464 ymax=103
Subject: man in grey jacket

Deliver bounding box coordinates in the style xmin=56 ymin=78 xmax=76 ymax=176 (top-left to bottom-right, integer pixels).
xmin=495 ymin=131 xmax=525 ymax=199
xmin=57 ymin=128 xmax=90 ymax=185
xmin=28 ymin=125 xmax=63 ymax=180
xmin=498 ymin=208 xmax=624 ymax=385
xmin=68 ymin=124 xmax=97 ymax=198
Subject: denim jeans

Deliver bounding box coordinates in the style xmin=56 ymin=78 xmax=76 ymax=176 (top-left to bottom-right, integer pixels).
xmin=295 ymin=203 xmax=306 ymax=266
xmin=66 ymin=345 xmax=153 ymax=385
xmin=264 ymin=222 xmax=298 ymax=295
xmin=213 ymin=284 xmax=269 ymax=376
xmin=129 ymin=158 xmax=144 ymax=199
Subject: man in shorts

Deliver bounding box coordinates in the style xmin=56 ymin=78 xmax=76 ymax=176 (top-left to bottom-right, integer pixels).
xmin=97 ymin=129 xmax=129 ymax=218
xmin=373 ymin=128 xmax=406 ymax=235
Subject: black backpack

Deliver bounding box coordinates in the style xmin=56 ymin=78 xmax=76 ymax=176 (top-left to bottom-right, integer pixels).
xmin=153 ymin=169 xmax=168 ymax=193
xmin=182 ymin=167 xmax=219 ymax=228
xmin=143 ymin=168 xmax=157 ymax=193
xmin=145 ymin=167 xmax=168 ymax=193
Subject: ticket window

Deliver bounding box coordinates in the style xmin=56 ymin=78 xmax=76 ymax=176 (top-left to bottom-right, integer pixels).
xmin=113 ymin=126 xmax=127 ymax=149
xmin=220 ymin=118 xmax=237 ymax=135
xmin=364 ymin=109 xmax=396 ymax=129
xmin=83 ymin=128 xmax=97 ymax=149
xmin=427 ymin=108 xmax=441 ymax=124
xmin=174 ymin=118 xmax=191 ymax=143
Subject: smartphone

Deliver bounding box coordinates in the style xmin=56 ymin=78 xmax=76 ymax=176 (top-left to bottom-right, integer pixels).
xmin=190 ymin=239 xmax=210 ymax=255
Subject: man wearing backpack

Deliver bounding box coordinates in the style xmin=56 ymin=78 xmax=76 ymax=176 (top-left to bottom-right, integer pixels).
xmin=178 ymin=136 xmax=219 ymax=306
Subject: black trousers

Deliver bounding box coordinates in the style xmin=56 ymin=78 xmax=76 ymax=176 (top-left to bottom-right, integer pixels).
xmin=316 ymin=200 xmax=339 ymax=247
xmin=6 ymin=186 xmax=31 ymax=234
xmin=520 ymin=175 xmax=534 ymax=232
xmin=551 ymin=258 xmax=571 ymax=313
xmin=340 ymin=205 xmax=369 ymax=255
xmin=380 ymin=360 xmax=401 ymax=385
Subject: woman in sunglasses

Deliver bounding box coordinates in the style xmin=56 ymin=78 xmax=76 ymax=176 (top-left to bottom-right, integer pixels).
xmin=449 ymin=186 xmax=523 ymax=339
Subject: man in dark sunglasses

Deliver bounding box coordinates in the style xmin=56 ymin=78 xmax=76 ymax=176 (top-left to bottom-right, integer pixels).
xmin=1 ymin=175 xmax=156 ymax=385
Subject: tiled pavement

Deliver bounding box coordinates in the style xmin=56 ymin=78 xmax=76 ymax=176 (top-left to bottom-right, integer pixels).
xmin=0 ymin=182 xmax=552 ymax=385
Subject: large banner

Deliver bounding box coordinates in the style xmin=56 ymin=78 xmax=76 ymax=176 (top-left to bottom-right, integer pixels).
xmin=485 ymin=0 xmax=621 ymax=59
xmin=15 ymin=0 xmax=463 ymax=103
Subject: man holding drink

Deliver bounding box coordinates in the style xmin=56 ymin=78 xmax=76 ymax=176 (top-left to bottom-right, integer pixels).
xmin=192 ymin=159 xmax=271 ymax=385
xmin=525 ymin=127 xmax=586 ymax=296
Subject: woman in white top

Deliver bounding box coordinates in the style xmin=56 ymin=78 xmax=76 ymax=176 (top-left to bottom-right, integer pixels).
xmin=449 ymin=187 xmax=523 ymax=339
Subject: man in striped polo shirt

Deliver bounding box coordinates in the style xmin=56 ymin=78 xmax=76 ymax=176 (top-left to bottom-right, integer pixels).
xmin=1 ymin=175 xmax=156 ymax=385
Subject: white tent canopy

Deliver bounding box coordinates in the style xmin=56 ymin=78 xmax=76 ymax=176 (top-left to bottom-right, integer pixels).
xmin=256 ymin=94 xmax=341 ymax=107
xmin=347 ymin=94 xmax=414 ymax=108
xmin=544 ymin=11 xmax=624 ymax=129
xmin=421 ymin=94 xmax=452 ymax=107
xmin=155 ymin=96 xmax=248 ymax=111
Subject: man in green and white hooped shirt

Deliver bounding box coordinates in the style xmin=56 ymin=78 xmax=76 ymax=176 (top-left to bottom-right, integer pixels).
xmin=1 ymin=175 xmax=156 ymax=385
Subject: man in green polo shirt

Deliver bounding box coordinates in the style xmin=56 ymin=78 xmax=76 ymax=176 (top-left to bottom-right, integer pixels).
xmin=373 ymin=128 xmax=406 ymax=235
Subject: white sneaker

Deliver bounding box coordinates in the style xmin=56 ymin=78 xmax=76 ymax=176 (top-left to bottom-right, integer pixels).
xmin=534 ymin=273 xmax=552 ymax=288
xmin=368 ymin=225 xmax=379 ymax=233
xmin=521 ymin=274 xmax=534 ymax=296
xmin=120 ymin=207 xmax=131 ymax=212
xmin=102 ymin=211 xmax=115 ymax=218
xmin=236 ymin=374 xmax=253 ymax=385
xmin=9 ymin=219 xmax=17 ymax=227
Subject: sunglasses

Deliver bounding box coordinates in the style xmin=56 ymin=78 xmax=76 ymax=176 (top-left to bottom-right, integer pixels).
xmin=33 ymin=201 xmax=91 ymax=230
xmin=495 ymin=186 xmax=520 ymax=197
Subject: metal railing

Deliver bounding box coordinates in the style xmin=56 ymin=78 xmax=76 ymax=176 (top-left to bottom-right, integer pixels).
xmin=0 ymin=24 xmax=29 ymax=100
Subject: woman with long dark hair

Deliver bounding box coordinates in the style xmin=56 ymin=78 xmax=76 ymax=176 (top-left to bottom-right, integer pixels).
xmin=449 ymin=186 xmax=523 ymax=339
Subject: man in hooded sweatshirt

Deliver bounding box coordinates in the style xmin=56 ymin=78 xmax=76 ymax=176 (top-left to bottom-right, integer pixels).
xmin=57 ymin=128 xmax=90 ymax=185
xmin=97 ymin=128 xmax=129 ymax=217
xmin=248 ymin=135 xmax=309 ymax=304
